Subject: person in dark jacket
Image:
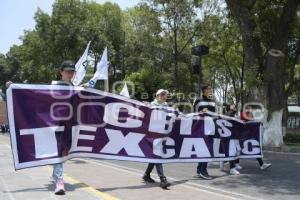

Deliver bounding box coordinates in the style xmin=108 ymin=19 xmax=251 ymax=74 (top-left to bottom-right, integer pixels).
xmin=50 ymin=60 xmax=76 ymax=195
xmin=5 ymin=60 xmax=76 ymax=195
xmin=193 ymin=84 xmax=215 ymax=180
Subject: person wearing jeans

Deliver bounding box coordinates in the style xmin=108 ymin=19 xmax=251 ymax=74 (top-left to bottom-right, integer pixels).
xmin=52 ymin=163 xmax=64 ymax=193
xmin=51 ymin=60 xmax=76 ymax=195
xmin=6 ymin=60 xmax=76 ymax=195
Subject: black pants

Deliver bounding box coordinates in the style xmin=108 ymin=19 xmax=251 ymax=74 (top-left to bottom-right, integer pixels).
xmin=145 ymin=163 xmax=165 ymax=178
xmin=236 ymin=158 xmax=264 ymax=166
xmin=222 ymin=160 xmax=236 ymax=169
xmin=229 ymin=160 xmax=236 ymax=169
xmin=197 ymin=162 xmax=208 ymax=174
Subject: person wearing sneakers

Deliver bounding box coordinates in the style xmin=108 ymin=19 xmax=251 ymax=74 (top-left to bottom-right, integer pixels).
xmin=193 ymin=84 xmax=215 ymax=180
xmin=220 ymin=104 xmax=242 ymax=175
xmin=142 ymin=89 xmax=171 ymax=189
xmin=238 ymin=105 xmax=272 ymax=171
xmin=50 ymin=60 xmax=77 ymax=195
xmin=234 ymin=158 xmax=271 ymax=170
xmin=5 ymin=60 xmax=76 ymax=195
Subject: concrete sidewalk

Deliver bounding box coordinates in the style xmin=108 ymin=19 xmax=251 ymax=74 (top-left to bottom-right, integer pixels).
xmin=0 ymin=134 xmax=108 ymax=200
xmin=3 ymin=132 xmax=299 ymax=200
xmin=0 ymin=134 xmax=240 ymax=200
xmin=64 ymin=158 xmax=239 ymax=200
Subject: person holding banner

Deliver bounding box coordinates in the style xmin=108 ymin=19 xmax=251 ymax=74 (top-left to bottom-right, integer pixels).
xmin=142 ymin=89 xmax=171 ymax=189
xmin=6 ymin=61 xmax=76 ymax=195
xmin=193 ymin=84 xmax=215 ymax=180
xmin=49 ymin=60 xmax=77 ymax=195
xmin=220 ymin=104 xmax=242 ymax=175
xmin=238 ymin=105 xmax=272 ymax=170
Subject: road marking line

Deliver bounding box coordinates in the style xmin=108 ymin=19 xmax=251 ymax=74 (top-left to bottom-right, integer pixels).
xmin=264 ymin=150 xmax=300 ymax=155
xmin=80 ymin=159 xmax=262 ymax=200
xmin=82 ymin=159 xmax=267 ymax=200
xmin=46 ymin=166 xmax=119 ymax=200
xmin=0 ymin=141 xmax=119 ymax=200
xmin=63 ymin=173 xmax=120 ymax=200
xmin=0 ymin=137 xmax=274 ymax=200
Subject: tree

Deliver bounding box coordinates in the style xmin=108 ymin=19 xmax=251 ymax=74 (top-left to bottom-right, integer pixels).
xmin=145 ymin=0 xmax=203 ymax=91
xmin=0 ymin=54 xmax=10 ymax=87
xmin=125 ymin=67 xmax=169 ymax=101
xmin=225 ymin=0 xmax=300 ymax=147
xmin=84 ymin=1 xmax=123 ymax=83
xmin=196 ymin=13 xmax=246 ymax=106
xmin=122 ymin=3 xmax=162 ymax=75
xmin=5 ymin=0 xmax=123 ymax=86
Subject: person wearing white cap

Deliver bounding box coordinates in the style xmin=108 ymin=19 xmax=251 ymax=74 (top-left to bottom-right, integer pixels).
xmin=142 ymin=89 xmax=171 ymax=189
xmin=153 ymin=89 xmax=169 ymax=106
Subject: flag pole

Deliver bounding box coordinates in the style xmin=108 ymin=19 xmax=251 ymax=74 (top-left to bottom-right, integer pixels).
xmin=104 ymin=79 xmax=109 ymax=92
xmin=88 ymin=47 xmax=109 ymax=89
xmin=104 ymin=48 xmax=109 ymax=92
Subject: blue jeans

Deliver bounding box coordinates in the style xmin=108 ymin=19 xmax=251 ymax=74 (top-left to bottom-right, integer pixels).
xmin=52 ymin=163 xmax=63 ymax=182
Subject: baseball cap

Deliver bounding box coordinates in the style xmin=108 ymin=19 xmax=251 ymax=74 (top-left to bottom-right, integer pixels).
xmin=60 ymin=60 xmax=76 ymax=71
xmin=156 ymin=89 xmax=169 ymax=96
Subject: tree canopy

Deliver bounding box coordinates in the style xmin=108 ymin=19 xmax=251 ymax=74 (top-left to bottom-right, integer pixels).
xmin=1 ymin=0 xmax=299 ymax=108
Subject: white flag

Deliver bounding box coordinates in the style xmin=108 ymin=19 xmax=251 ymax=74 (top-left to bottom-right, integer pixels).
xmin=72 ymin=41 xmax=91 ymax=86
xmin=120 ymin=82 xmax=130 ymax=98
xmin=88 ymin=47 xmax=108 ymax=88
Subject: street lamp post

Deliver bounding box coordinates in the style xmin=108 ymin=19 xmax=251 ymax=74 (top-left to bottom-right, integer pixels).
xmin=191 ymin=44 xmax=209 ymax=96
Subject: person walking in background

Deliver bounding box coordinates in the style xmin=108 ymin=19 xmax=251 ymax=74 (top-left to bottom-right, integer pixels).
xmin=193 ymin=84 xmax=215 ymax=180
xmin=220 ymin=104 xmax=242 ymax=175
xmin=239 ymin=105 xmax=272 ymax=171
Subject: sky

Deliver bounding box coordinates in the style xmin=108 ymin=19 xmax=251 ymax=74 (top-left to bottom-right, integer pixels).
xmin=0 ymin=0 xmax=140 ymax=55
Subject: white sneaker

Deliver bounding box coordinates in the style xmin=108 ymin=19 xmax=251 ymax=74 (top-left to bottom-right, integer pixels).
xmin=235 ymin=163 xmax=243 ymax=170
xmin=230 ymin=168 xmax=240 ymax=175
xmin=260 ymin=163 xmax=271 ymax=170
xmin=220 ymin=162 xmax=225 ymax=171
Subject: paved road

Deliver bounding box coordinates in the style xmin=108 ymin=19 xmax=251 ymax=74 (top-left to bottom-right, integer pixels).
xmin=1 ymin=134 xmax=299 ymax=200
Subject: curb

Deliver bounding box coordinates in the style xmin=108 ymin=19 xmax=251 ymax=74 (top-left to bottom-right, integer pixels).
xmin=263 ymin=145 xmax=300 ymax=154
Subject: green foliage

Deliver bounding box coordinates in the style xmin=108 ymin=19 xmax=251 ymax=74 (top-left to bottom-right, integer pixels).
xmin=122 ymin=3 xmax=163 ymax=74
xmin=0 ymin=0 xmax=125 ymax=85
xmin=125 ymin=67 xmax=169 ymax=101
xmin=1 ymin=0 xmax=299 ymax=109
xmin=284 ymin=134 xmax=300 ymax=143
xmin=0 ymin=54 xmax=9 ymax=86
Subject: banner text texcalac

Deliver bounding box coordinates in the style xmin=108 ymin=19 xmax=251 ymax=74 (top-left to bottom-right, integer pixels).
xmin=20 ymin=102 xmax=260 ymax=159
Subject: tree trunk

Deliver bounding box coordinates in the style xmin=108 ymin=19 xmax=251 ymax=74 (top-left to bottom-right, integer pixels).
xmin=240 ymin=57 xmax=245 ymax=108
xmin=262 ymin=50 xmax=285 ymax=147
xmin=223 ymin=54 xmax=239 ymax=105
xmin=225 ymin=0 xmax=300 ymax=147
